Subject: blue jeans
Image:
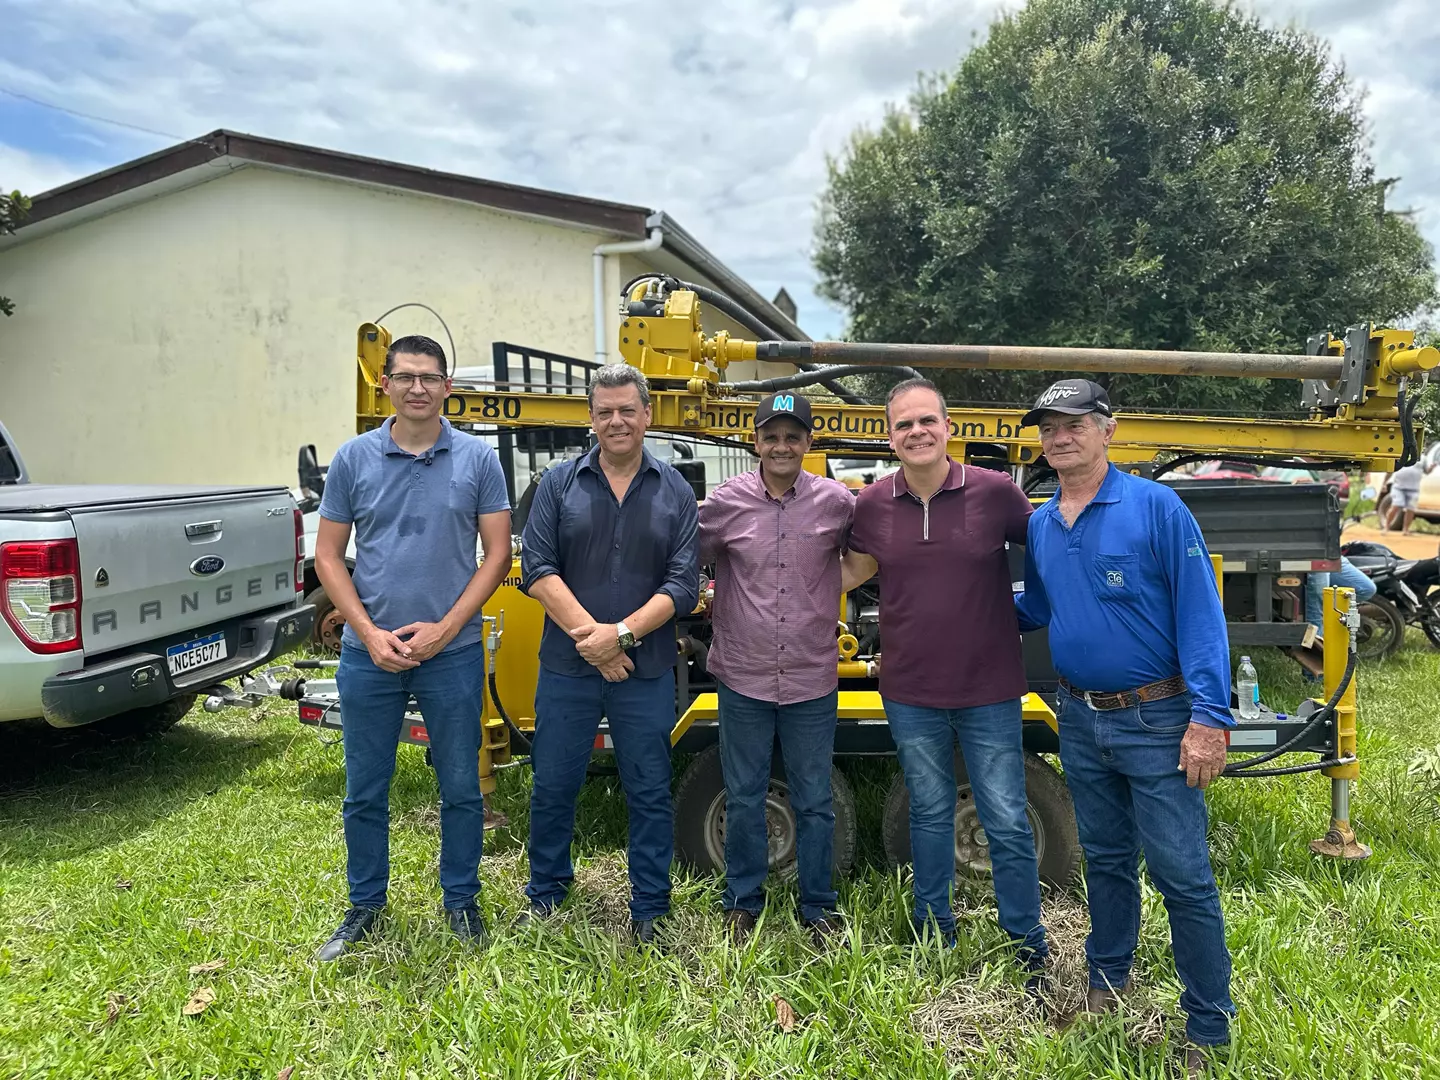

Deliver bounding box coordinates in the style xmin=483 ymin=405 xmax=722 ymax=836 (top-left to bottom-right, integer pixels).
xmin=335 ymin=642 xmax=486 ymax=910
xmin=1057 ymin=690 xmax=1235 ymax=1046
xmin=526 ymin=667 xmax=676 ymax=921
xmin=1305 ymin=557 xmax=1376 ymax=630
xmin=883 ymin=697 xmax=1048 ymax=962
xmin=717 ymin=681 xmax=839 ymax=924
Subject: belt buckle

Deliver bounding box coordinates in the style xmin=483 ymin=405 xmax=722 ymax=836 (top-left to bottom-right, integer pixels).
xmin=1083 ymin=690 xmax=1096 ymax=710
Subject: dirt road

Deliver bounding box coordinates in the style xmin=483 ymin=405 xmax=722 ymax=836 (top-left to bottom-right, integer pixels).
xmin=1341 ymin=524 xmax=1440 ymax=560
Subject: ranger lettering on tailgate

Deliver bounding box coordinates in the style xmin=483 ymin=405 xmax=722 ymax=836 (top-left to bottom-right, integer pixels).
xmin=90 ymin=573 xmax=294 ymax=636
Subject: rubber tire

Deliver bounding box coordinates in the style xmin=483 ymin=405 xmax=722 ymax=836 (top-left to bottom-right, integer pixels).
xmin=1356 ymin=595 xmax=1405 ymax=659
xmin=672 ymin=742 xmax=857 ymax=881
xmin=882 ymin=749 xmax=1081 ymax=889
xmin=1422 ymin=598 xmax=1440 ymax=650
xmin=306 ymin=584 xmax=344 ymax=654
xmin=90 ymin=694 xmax=197 ymax=740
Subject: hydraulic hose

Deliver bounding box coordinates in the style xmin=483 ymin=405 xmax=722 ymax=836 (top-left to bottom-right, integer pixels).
xmin=1220 ymin=756 xmax=1354 ymax=778
xmin=1397 ymin=381 xmax=1420 ymax=468
xmin=487 ymin=671 xmax=533 ymax=755
xmin=726 ymin=365 xmax=917 ymax=393
xmin=1222 ymin=650 xmax=1357 ymax=776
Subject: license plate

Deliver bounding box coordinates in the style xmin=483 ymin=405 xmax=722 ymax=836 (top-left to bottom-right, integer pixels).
xmin=166 ymin=632 xmax=228 ymax=676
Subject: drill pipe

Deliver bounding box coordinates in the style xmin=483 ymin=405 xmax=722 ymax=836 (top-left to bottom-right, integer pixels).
xmin=755 ymin=341 xmax=1344 ymax=382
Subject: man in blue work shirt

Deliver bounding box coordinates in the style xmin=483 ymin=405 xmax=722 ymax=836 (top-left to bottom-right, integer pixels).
xmin=314 ymin=334 xmax=514 ymax=960
xmin=519 ymin=364 xmax=699 ymax=945
xmin=1015 ymin=379 xmax=1234 ymax=1077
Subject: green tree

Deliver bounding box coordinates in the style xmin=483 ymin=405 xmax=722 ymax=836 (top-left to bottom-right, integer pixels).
xmin=1 ymin=187 xmax=30 ymax=317
xmin=814 ymin=0 xmax=1438 ymax=415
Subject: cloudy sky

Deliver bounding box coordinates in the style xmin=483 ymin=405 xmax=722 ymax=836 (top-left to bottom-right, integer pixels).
xmin=1 ymin=0 xmax=1436 ymax=339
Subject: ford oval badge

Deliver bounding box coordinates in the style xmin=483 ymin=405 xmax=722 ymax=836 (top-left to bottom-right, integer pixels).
xmin=190 ymin=555 xmax=226 ymax=577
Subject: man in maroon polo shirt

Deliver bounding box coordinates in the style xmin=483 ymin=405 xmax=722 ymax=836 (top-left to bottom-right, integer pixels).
xmin=699 ymin=390 xmax=855 ymax=948
xmin=842 ymin=377 xmax=1049 ymax=988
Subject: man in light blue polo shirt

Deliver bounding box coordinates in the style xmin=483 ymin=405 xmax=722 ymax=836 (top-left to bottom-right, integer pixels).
xmin=313 ymin=334 xmax=512 ymax=960
xmin=1014 ymin=379 xmax=1234 ymax=1077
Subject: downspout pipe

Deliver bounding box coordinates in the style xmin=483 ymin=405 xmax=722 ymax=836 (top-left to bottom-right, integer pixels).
xmin=593 ymin=227 xmax=664 ymax=365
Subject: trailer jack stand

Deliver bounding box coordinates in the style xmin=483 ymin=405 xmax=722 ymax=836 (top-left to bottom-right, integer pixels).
xmin=1308 ymin=779 xmax=1372 ymax=860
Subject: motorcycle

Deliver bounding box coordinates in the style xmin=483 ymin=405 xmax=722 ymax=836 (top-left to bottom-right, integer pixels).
xmin=1340 ymin=539 xmax=1440 ymax=651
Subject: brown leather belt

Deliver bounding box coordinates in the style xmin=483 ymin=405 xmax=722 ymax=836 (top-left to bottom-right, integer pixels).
xmin=1059 ymin=675 xmax=1188 ymax=711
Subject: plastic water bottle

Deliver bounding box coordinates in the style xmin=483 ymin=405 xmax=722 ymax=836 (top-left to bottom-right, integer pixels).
xmin=1237 ymin=656 xmax=1261 ymax=721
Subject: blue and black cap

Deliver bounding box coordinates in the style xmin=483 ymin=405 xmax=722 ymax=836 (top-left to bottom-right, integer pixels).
xmin=754 ymin=391 xmax=814 ymax=431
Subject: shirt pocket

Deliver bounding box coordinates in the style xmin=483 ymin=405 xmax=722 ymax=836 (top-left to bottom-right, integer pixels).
xmin=1091 ymin=552 xmax=1140 ymax=603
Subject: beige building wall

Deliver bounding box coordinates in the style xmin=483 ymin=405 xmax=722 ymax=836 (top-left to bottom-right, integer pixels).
xmin=0 ymin=168 xmax=619 ymax=485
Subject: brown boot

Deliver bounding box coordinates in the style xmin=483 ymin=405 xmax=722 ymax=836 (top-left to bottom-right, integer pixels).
xmin=1082 ymin=985 xmax=1126 ymax=1015
xmin=1183 ymin=1045 xmax=1208 ymax=1078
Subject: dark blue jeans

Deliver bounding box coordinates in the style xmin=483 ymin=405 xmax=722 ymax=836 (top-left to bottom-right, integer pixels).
xmin=1057 ymin=690 xmax=1235 ymax=1046
xmin=335 ymin=641 xmax=486 ymax=910
xmin=884 ymin=697 xmax=1048 ymax=961
xmin=716 ymin=681 xmax=839 ymax=924
xmin=526 ymin=666 xmax=676 ymax=921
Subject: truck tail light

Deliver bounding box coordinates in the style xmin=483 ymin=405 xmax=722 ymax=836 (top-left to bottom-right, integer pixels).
xmin=294 ymin=507 xmax=305 ymax=594
xmin=1 ymin=540 xmax=83 ymax=654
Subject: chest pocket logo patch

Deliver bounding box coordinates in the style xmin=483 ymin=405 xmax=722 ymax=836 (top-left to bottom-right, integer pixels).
xmin=1106 ymin=570 xmax=1125 ymax=588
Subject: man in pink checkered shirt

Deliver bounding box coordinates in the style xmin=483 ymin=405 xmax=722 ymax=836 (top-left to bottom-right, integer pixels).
xmin=698 ymin=390 xmax=855 ymax=948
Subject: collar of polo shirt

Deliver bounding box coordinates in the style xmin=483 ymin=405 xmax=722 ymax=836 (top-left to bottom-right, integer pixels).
xmin=891 ymin=458 xmax=966 ymax=498
xmin=381 ymin=416 xmax=455 ymax=459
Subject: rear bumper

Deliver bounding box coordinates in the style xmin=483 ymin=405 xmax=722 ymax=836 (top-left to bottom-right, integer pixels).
xmin=40 ymin=604 xmax=314 ymax=728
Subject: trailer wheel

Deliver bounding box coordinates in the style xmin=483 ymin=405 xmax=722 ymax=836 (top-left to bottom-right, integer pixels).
xmin=672 ymin=743 xmax=857 ymax=881
xmin=91 ymin=695 xmax=198 ymax=740
xmin=882 ymin=749 xmax=1080 ymax=889
xmin=306 ymin=585 xmax=345 ymax=654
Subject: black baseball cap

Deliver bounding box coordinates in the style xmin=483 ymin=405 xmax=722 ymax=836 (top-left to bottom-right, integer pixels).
xmin=1020 ymin=379 xmax=1113 ymax=428
xmin=754 ymin=390 xmax=814 ymax=431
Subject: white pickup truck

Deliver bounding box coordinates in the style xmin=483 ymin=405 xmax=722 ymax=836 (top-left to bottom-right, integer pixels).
xmin=0 ymin=421 xmax=314 ymax=737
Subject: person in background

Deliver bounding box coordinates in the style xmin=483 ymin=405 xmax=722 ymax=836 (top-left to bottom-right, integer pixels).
xmin=1384 ymin=459 xmax=1434 ymax=535
xmin=519 ymin=364 xmax=699 ymax=946
xmin=1014 ymin=379 xmax=1234 ymax=1078
xmin=313 ymin=334 xmax=513 ymax=960
xmin=699 ymin=391 xmax=854 ymax=948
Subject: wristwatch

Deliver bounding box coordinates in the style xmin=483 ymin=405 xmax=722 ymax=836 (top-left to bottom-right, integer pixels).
xmin=616 ymin=620 xmax=638 ymax=649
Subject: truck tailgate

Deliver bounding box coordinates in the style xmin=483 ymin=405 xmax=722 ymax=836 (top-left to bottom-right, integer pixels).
xmin=69 ymin=489 xmax=298 ymax=657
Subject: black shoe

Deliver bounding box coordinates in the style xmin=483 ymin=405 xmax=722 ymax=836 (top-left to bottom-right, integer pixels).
xmin=514 ymin=903 xmax=555 ymax=928
xmin=314 ymin=906 xmax=380 ymax=962
xmin=804 ymin=915 xmax=847 ymax=950
xmin=447 ymin=905 xmax=489 ymax=946
xmin=723 ymin=909 xmax=757 ymax=944
xmin=630 ymin=918 xmax=661 ymax=947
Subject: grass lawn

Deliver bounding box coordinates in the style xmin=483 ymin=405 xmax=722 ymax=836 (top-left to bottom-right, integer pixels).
xmin=3 ymin=638 xmax=1439 ymax=1079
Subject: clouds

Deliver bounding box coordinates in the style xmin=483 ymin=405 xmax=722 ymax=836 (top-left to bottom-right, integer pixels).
xmin=0 ymin=0 xmax=1436 ymax=339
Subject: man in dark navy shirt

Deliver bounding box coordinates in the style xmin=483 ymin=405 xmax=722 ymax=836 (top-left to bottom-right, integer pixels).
xmin=519 ymin=364 xmax=699 ymax=944
xmin=1015 ymin=379 xmax=1234 ymax=1075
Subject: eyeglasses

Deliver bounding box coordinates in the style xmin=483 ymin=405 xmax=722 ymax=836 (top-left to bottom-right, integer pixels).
xmin=387 ymin=373 xmax=446 ymax=389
